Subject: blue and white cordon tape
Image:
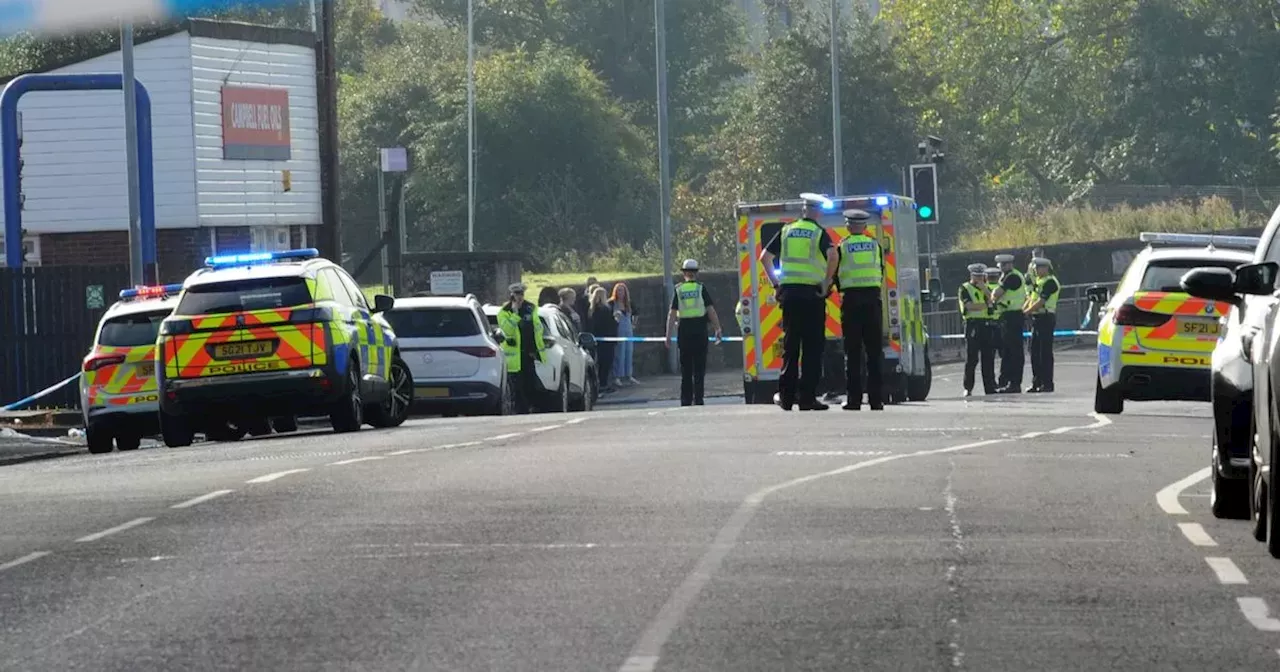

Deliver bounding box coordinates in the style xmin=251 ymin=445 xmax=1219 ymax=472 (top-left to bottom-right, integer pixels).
xmin=2 ymin=371 xmax=80 ymax=411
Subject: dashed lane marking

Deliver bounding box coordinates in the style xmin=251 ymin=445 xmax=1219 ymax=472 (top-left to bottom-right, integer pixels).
xmin=1206 ymin=557 xmax=1248 ymax=585
xmin=328 ymin=456 xmax=386 ymax=466
xmin=1177 ymin=523 xmax=1218 ymax=547
xmin=386 ymin=448 xmax=428 ymax=456
xmin=485 ymin=433 xmax=523 ymax=441
xmin=529 ymin=425 xmax=562 ymax=432
xmin=1019 ymin=432 xmax=1045 ymax=439
xmin=566 ymin=417 xmax=587 ymax=425
xmin=1156 ymin=467 xmax=1211 ymax=515
xmin=171 ymin=490 xmax=234 ymax=509
xmin=0 ymin=551 xmax=50 ymax=572
xmin=246 ymin=468 xmax=310 ymax=484
xmin=1237 ymin=598 xmax=1280 ymax=632
xmin=616 ymin=412 xmax=1112 ymax=672
xmin=75 ymin=517 xmax=154 ymax=543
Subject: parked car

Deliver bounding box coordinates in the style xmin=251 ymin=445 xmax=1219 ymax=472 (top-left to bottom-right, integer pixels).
xmin=385 ymin=295 xmax=512 ymax=416
xmin=1182 ymin=203 xmax=1280 ymax=556
xmin=482 ymin=303 xmax=598 ymax=412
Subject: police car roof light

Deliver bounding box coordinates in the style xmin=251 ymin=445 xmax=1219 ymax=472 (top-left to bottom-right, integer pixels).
xmin=204 ymin=248 xmax=321 ymax=267
xmin=874 ymin=195 xmax=890 ymax=206
xmin=119 ymin=283 xmax=184 ymax=300
xmin=1138 ymin=232 xmax=1260 ymax=250
xmin=799 ymin=192 xmax=836 ymax=211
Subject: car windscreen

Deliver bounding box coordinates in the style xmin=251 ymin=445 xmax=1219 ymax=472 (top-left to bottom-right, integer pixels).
xmin=1139 ymin=259 xmax=1245 ymax=292
xmin=98 ymin=309 xmax=171 ymax=347
xmin=176 ymin=277 xmax=312 ymax=315
xmin=385 ymin=307 xmax=481 ymax=338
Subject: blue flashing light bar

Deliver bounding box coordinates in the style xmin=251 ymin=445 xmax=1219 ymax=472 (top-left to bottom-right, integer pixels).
xmin=204 ymin=248 xmax=320 ymax=267
xmin=119 ymin=283 xmax=184 ymax=300
xmin=874 ymin=195 xmax=890 ymax=206
xmin=799 ymin=192 xmax=836 ymax=211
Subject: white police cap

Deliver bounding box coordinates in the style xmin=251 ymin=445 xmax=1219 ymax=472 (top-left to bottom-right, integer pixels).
xmin=994 ymin=254 xmax=1015 ymax=263
xmin=967 ymin=263 xmax=986 ymax=274
xmin=1032 ymin=257 xmax=1051 ymax=266
xmin=985 ymin=266 xmax=1001 ymax=274
xmin=843 ymin=208 xmax=871 ymax=222
xmin=682 ymin=258 xmax=699 ymax=271
xmin=509 ymin=282 xmax=526 ymax=293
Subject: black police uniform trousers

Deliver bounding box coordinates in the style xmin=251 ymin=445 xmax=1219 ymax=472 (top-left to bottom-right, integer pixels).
xmin=998 ymin=311 xmax=1025 ymax=388
xmin=841 ymin=288 xmax=883 ymax=407
xmin=964 ymin=319 xmax=998 ymax=393
xmin=777 ymin=286 xmax=826 ymax=404
xmin=679 ymin=327 xmax=708 ymax=406
xmin=509 ymin=353 xmax=540 ymax=414
xmin=1029 ymin=313 xmax=1056 ymax=390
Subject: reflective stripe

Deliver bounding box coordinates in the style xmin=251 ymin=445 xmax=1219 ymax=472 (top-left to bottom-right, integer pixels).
xmin=779 ymin=220 xmax=825 ymax=285
xmin=836 ymin=234 xmax=882 ymax=288
xmin=676 ymin=281 xmax=707 ymax=318
xmin=960 ymin=283 xmax=992 ymax=320
xmin=1001 ymin=269 xmax=1027 ymax=314
xmin=1028 ymin=274 xmax=1060 ymax=314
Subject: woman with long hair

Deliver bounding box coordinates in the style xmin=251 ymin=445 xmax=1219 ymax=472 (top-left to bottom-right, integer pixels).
xmin=610 ymin=282 xmax=637 ymax=386
xmin=588 ymin=286 xmax=617 ymax=393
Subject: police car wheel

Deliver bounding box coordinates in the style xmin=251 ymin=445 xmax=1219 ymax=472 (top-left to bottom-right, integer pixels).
xmin=86 ymin=427 xmax=113 ymax=454
xmin=1093 ymin=375 xmax=1123 ymax=414
xmin=115 ymin=434 xmax=141 ymax=452
xmin=160 ymin=412 xmax=194 ymax=448
xmin=368 ymin=357 xmax=411 ymax=428
xmin=331 ymin=362 xmax=363 ymax=433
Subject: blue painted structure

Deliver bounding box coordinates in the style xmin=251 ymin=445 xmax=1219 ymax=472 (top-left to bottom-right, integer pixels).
xmin=1 ymin=73 xmax=157 ymax=271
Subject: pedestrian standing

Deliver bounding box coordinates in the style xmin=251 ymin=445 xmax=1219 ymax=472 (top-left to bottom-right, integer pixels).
xmin=1027 ymin=248 xmax=1044 ymax=278
xmin=557 ymin=287 xmax=582 ymax=331
xmin=575 ymin=276 xmax=598 ymax=326
xmin=959 ymin=264 xmax=998 ymax=397
xmin=665 ymin=259 xmax=723 ymax=406
xmin=588 ymin=286 xmax=617 ymax=393
xmin=759 ymin=199 xmax=839 ymax=411
xmin=985 ymin=265 xmax=1005 ymax=378
xmin=1023 ymin=257 xmax=1059 ymax=393
xmin=496 ymin=283 xmax=545 ymax=413
xmin=990 ymin=253 xmax=1027 ymax=393
xmin=610 ymin=282 xmax=638 ymax=386
xmin=833 ymin=208 xmax=885 ymax=411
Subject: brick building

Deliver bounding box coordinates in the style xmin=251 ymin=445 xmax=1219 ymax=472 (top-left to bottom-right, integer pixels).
xmin=0 ymin=19 xmax=321 ymax=283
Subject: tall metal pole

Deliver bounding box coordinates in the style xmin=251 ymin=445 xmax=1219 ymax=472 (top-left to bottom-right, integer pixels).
xmin=829 ymin=0 xmax=843 ymax=196
xmin=309 ymin=0 xmax=318 ymax=32
xmin=121 ymin=22 xmax=143 ymax=286
xmin=378 ymin=166 xmax=389 ymax=290
xmin=655 ymin=0 xmax=676 ymax=373
xmin=467 ymin=0 xmax=476 ymax=252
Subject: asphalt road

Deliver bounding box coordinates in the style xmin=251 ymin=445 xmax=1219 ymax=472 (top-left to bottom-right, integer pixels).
xmin=2 ymin=351 xmax=1279 ymax=670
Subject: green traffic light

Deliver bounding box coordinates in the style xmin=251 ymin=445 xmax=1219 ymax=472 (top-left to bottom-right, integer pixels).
xmin=919 ymin=205 xmax=933 ymax=218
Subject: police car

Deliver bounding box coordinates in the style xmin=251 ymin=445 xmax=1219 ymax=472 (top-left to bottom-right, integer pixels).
xmin=79 ymin=283 xmax=182 ymax=454
xmin=1089 ymin=232 xmax=1256 ymax=415
xmin=156 ymin=249 xmax=412 ymax=447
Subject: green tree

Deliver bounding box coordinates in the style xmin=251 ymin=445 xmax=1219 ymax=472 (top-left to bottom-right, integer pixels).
xmin=338 ymin=31 xmax=656 ymax=270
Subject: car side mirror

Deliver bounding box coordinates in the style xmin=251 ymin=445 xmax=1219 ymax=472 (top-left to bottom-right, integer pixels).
xmin=1233 ymin=262 xmax=1279 ymax=296
xmin=490 ymin=328 xmax=505 ymax=344
xmin=578 ymin=332 xmax=597 ymax=349
xmin=1085 ymin=285 xmax=1110 ymax=303
xmin=372 ymin=294 xmax=395 ymax=314
xmin=1180 ymin=267 xmax=1241 ymax=306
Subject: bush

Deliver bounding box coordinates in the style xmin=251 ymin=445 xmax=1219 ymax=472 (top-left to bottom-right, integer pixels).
xmin=952 ymin=197 xmax=1259 ymax=250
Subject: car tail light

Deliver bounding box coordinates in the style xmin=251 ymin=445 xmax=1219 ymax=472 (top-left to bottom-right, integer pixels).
xmin=83 ymin=353 xmax=126 ymax=372
xmin=454 ymin=346 xmax=498 ymax=358
xmin=1114 ymin=304 xmax=1170 ymax=327
xmin=290 ymin=306 xmax=334 ymax=324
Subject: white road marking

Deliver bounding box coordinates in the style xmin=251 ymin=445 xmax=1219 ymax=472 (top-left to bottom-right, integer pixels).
xmin=75 ymin=517 xmax=155 ymax=543
xmin=943 ymin=458 xmax=965 ymax=669
xmin=1206 ymin=557 xmax=1248 ymax=585
xmin=0 ymin=551 xmax=50 ymax=572
xmin=529 ymin=425 xmax=562 ymax=432
xmin=246 ymin=468 xmax=310 ymax=484
xmin=1177 ymin=522 xmax=1218 ymax=547
xmin=1237 ymin=598 xmax=1280 ymax=632
xmin=171 ymin=490 xmax=233 ymax=509
xmin=647 ymin=411 xmax=661 ymax=416
xmin=617 ymin=412 xmax=1113 ymax=672
xmin=566 ymin=417 xmax=587 ymax=424
xmin=485 ymin=433 xmax=523 ymax=441
xmin=1019 ymin=431 xmax=1044 ymax=439
xmin=386 ymin=448 xmax=428 ymax=456
xmin=328 ymin=456 xmax=386 ymax=466
xmin=1005 ymin=453 xmax=1132 ymax=459
xmin=1156 ymin=467 xmax=1211 ymax=515
xmin=453 ymin=441 xmax=481 ymax=448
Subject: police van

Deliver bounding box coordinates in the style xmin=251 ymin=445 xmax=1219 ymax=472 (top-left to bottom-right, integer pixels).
xmin=733 ymin=194 xmax=936 ymax=405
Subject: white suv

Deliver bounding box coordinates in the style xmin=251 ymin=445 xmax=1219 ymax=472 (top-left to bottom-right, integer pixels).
xmin=385 ymin=295 xmax=513 ymax=416
xmin=482 ymin=303 xmax=598 ymax=412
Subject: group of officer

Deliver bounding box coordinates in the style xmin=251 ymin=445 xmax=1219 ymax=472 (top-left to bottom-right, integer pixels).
xmin=958 ymin=250 xmax=1060 ymax=396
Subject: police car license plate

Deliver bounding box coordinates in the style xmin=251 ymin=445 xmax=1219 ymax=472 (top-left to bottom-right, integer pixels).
xmin=212 ymin=340 xmax=274 ymax=359
xmin=1177 ymin=318 xmax=1219 ymax=336
xmin=136 ymin=361 xmax=155 ymax=377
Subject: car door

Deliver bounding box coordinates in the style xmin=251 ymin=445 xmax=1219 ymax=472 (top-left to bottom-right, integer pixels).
xmin=535 ymin=310 xmax=564 ymax=391
xmin=553 ymin=312 xmax=586 ymax=391
xmin=335 ymin=268 xmax=388 ymax=381
xmin=321 ymin=269 xmax=372 ymax=379
xmin=1250 ymin=213 xmax=1280 ymax=474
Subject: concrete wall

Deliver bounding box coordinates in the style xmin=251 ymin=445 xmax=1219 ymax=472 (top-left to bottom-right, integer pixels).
xmin=402 ymin=252 xmax=527 ymax=306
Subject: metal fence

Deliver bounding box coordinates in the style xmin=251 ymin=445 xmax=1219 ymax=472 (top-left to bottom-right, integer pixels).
xmin=923 ymin=282 xmax=1117 ymax=358
xmin=0 ymin=265 xmax=130 ymax=408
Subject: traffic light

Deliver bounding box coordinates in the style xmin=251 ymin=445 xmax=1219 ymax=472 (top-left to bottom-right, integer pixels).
xmin=910 ymin=163 xmax=938 ymax=224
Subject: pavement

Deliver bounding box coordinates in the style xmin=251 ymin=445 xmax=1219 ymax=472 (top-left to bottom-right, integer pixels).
xmin=2 ymin=351 xmax=1279 ymax=670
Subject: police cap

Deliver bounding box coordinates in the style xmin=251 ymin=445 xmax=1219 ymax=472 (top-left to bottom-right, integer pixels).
xmin=509 ymin=282 xmax=526 ymax=294
xmin=1032 ymin=257 xmax=1051 ymax=267
xmin=843 ymin=208 xmax=871 ymax=222
xmin=967 ymin=263 xmax=987 ymax=275
xmin=985 ymin=266 xmax=1001 ymax=276
xmin=994 ymin=254 xmax=1015 ymax=263
xmin=682 ymin=258 xmax=699 ymax=271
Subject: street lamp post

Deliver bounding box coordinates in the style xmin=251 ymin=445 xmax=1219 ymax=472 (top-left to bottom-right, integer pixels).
xmin=830 ymin=0 xmax=842 ymax=196
xmin=121 ymin=21 xmax=144 ymax=286
xmin=467 ymin=0 xmax=476 ymax=252
xmin=655 ymin=0 xmax=676 ymax=373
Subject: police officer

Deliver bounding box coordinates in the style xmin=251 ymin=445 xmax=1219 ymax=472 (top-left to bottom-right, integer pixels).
xmin=990 ymin=253 xmax=1027 ymax=393
xmin=1027 ymin=248 xmax=1044 ymax=277
xmin=497 ymin=282 xmax=545 ymax=413
xmin=1023 ymin=257 xmax=1060 ymax=393
xmin=959 ymin=264 xmax=998 ymax=397
xmin=985 ymin=266 xmax=1004 ymax=373
xmin=834 ymin=208 xmax=885 ymax=411
xmin=760 ymin=198 xmax=839 ymax=411
xmin=665 ymin=259 xmax=723 ymax=406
